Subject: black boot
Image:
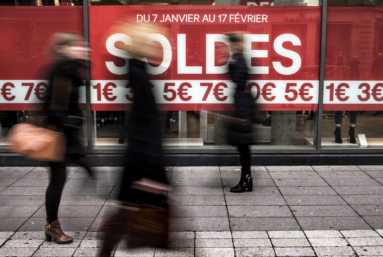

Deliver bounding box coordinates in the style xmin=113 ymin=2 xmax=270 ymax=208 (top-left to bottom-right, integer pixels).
xmin=230 ymin=175 xmax=253 ymax=193
xmin=349 ymin=126 xmax=356 ymax=143
xmin=334 ymin=127 xmax=342 ymax=143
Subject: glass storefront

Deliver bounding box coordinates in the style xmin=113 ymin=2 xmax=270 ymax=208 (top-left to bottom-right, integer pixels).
xmin=0 ymin=0 xmax=382 ymax=157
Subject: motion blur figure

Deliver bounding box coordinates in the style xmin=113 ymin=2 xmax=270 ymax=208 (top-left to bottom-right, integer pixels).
xmin=43 ymin=32 xmax=93 ymax=244
xmin=226 ymin=32 xmax=255 ymax=193
xmin=98 ymin=21 xmax=170 ymax=257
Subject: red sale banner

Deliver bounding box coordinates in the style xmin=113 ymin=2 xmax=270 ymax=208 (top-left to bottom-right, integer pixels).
xmin=89 ymin=6 xmax=321 ymax=111
xmin=2 ymin=6 xmax=381 ymax=111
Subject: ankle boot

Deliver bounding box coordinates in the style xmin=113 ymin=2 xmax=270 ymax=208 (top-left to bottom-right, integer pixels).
xmin=334 ymin=127 xmax=342 ymax=143
xmin=230 ymin=174 xmax=253 ymax=193
xmin=349 ymin=126 xmax=356 ymax=143
xmin=45 ymin=219 xmax=73 ymax=244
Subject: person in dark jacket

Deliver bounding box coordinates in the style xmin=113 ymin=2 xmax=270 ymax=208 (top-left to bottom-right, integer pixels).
xmin=372 ymin=53 xmax=383 ymax=80
xmin=98 ymin=21 xmax=170 ymax=257
xmin=43 ymin=32 xmax=93 ymax=244
xmin=348 ymin=56 xmax=360 ymax=80
xmin=226 ymin=32 xmax=255 ymax=193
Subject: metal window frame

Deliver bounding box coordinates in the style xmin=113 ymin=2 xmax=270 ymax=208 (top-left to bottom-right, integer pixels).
xmin=82 ymin=0 xmax=383 ymax=156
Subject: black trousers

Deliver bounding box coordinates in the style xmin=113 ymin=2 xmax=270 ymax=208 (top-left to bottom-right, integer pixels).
xmin=45 ymin=126 xmax=92 ymax=224
xmin=335 ymin=111 xmax=357 ymax=125
xmin=238 ymin=145 xmax=251 ymax=180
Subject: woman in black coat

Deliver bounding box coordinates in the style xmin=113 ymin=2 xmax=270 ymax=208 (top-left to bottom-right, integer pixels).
xmin=227 ymin=32 xmax=255 ymax=193
xmin=98 ymin=22 xmax=169 ymax=257
xmin=43 ymin=32 xmax=93 ymax=244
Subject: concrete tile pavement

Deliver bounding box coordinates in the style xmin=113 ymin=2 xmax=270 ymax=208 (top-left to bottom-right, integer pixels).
xmin=1 ymin=165 xmax=383 ymax=256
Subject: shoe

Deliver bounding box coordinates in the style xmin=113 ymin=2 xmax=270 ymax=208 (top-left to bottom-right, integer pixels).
xmin=349 ymin=127 xmax=356 ymax=143
xmin=45 ymin=219 xmax=73 ymax=244
xmin=334 ymin=127 xmax=342 ymax=143
xmin=230 ymin=175 xmax=253 ymax=193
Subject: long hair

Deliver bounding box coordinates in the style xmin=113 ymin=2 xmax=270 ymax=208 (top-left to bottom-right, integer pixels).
xmin=46 ymin=32 xmax=82 ymax=63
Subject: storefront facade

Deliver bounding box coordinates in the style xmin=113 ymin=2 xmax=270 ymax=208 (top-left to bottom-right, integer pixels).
xmin=1 ymin=0 xmax=383 ymax=166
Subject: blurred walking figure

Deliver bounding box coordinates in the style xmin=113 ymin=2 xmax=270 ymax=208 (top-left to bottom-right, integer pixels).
xmin=43 ymin=32 xmax=93 ymax=244
xmin=226 ymin=32 xmax=255 ymax=193
xmin=98 ymin=20 xmax=170 ymax=257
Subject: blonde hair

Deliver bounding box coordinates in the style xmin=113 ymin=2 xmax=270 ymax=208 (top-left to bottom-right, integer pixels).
xmin=114 ymin=19 xmax=166 ymax=59
xmin=46 ymin=32 xmax=82 ymax=62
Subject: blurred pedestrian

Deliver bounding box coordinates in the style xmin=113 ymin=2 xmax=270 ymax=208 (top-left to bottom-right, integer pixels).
xmin=226 ymin=32 xmax=255 ymax=193
xmin=98 ymin=21 xmax=170 ymax=257
xmin=43 ymin=32 xmax=93 ymax=244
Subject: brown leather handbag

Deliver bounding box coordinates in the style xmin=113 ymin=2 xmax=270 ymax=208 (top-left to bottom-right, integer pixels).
xmin=7 ymin=123 xmax=66 ymax=162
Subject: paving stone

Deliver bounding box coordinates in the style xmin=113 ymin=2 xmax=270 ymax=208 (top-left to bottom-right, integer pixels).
xmin=316 ymin=171 xmax=370 ymax=179
xmin=41 ymin=239 xmax=81 ymax=248
xmin=354 ymin=246 xmax=383 ymax=255
xmin=33 ymin=247 xmax=77 ymax=256
xmin=0 ymin=247 xmax=37 ymax=256
xmin=225 ymin=195 xmax=286 ymax=206
xmin=0 ymin=204 xmax=40 ymax=218
xmin=173 ymin=166 xmax=220 ymax=172
xmin=83 ymin=232 xmax=102 ymax=240
xmin=11 ymin=231 xmax=45 ymax=239
xmin=0 ymin=239 xmax=6 ymax=246
xmin=73 ymin=247 xmax=102 ymax=256
xmin=304 ymin=230 xmax=343 ymax=238
xmin=297 ymin=217 xmax=370 ymax=230
xmin=284 ymin=195 xmax=347 ymax=206
xmin=274 ymin=247 xmax=315 ymax=256
xmin=172 ymin=170 xmax=220 ymax=179
xmin=219 ymin=166 xmax=267 ymax=173
xmin=269 ymin=172 xmax=320 ymax=179
xmin=196 ymin=231 xmax=231 ymax=238
xmin=231 ymin=218 xmax=301 ymax=231
xmin=0 ymin=195 xmax=45 ymax=206
xmin=376 ymin=230 xmax=383 ymax=237
xmin=235 ymin=248 xmax=275 ymax=257
xmin=233 ymin=239 xmax=272 ymax=247
xmin=228 ymin=206 xmax=292 ymax=218
xmin=341 ymin=230 xmax=380 ymax=238
xmin=312 ymin=166 xmax=360 ymax=172
xmin=170 ymin=178 xmax=222 ymax=187
xmin=358 ymin=166 xmax=383 ymax=171
xmin=308 ymin=237 xmax=349 ymax=247
xmin=324 ymin=178 xmax=381 ymax=187
xmin=333 ymin=186 xmax=383 ymax=195
xmin=343 ymin=195 xmax=383 ymax=205
xmin=0 ymin=218 xmax=27 ymax=231
xmin=33 ymin=206 xmax=102 ymax=218
xmin=271 ymin=238 xmax=311 ymax=247
xmin=313 ymin=246 xmax=356 ymax=256
xmin=224 ymin=187 xmax=280 ymax=196
xmin=0 ymin=186 xmax=46 ymax=196
xmin=195 ymin=248 xmax=235 ymax=257
xmin=220 ymin=170 xmax=271 ymax=179
xmin=65 ymin=178 xmax=119 ymax=188
xmin=268 ymin=231 xmax=306 ymax=238
xmin=290 ymin=205 xmax=358 ymax=217
xmin=168 ymin=239 xmax=194 ymax=248
xmin=59 ymin=196 xmax=107 ymax=206
xmin=168 ymin=232 xmax=194 ymax=240
xmin=232 ymin=231 xmax=268 ymax=239
xmin=173 ymin=206 xmax=228 ymax=218
xmin=79 ymin=240 xmax=103 ymax=248
xmin=169 ymin=187 xmax=224 ymax=195
xmin=3 ymin=239 xmax=43 ymax=247
xmin=273 ymin=178 xmax=328 ymax=187
xmin=171 ymin=218 xmax=230 ymax=231
xmin=278 ymin=187 xmax=337 ymax=196
xmin=168 ymin=195 xmax=225 ymax=206
xmin=347 ymin=237 xmax=383 ymax=246
xmin=0 ymin=232 xmax=14 ymax=239
xmin=0 ymin=179 xmax=19 ymax=187
xmin=12 ymin=179 xmax=49 ymax=187
xmin=0 ymin=188 xmax=5 ymax=194
xmin=266 ymin=166 xmax=314 ymax=172
xmin=154 ymin=248 xmax=194 ymax=257
xmin=88 ymin=218 xmax=103 ymax=232
xmin=196 ymin=239 xmax=233 ymax=247
xmin=222 ymin=178 xmax=275 ymax=187
xmin=363 ymin=216 xmax=383 ymax=230
xmin=364 ymin=170 xmax=383 ymax=178
xmin=62 ymin=186 xmax=114 ymax=196
xmin=19 ymin=218 xmax=94 ymax=231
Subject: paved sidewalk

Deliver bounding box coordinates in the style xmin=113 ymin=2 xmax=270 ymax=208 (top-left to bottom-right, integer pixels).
xmin=1 ymin=165 xmax=383 ymax=256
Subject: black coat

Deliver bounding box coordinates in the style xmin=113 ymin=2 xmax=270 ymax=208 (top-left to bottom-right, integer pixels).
xmin=43 ymin=61 xmax=85 ymax=159
xmin=119 ymin=59 xmax=168 ymax=203
xmin=227 ymin=54 xmax=254 ymax=146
